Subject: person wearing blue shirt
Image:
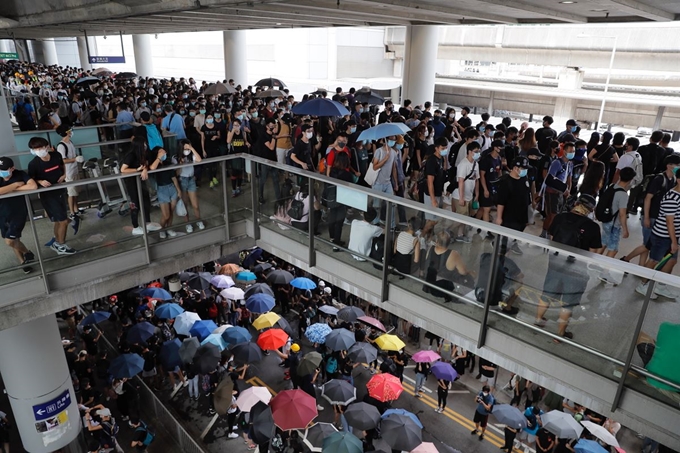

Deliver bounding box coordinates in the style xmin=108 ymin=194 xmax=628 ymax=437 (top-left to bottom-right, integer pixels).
xmin=519 ymin=406 xmax=543 ymax=450
xmin=116 ymin=102 xmax=135 ymax=139
xmin=161 ymin=104 xmax=186 ymax=140
xmin=472 ymin=385 xmax=495 ymax=441
xmin=431 ymin=110 xmax=446 ymax=139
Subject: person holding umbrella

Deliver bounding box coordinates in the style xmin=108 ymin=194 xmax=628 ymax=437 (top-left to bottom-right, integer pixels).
xmin=413 ymin=359 xmax=431 ymax=398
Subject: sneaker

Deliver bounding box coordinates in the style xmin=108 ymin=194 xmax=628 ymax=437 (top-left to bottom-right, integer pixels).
xmin=147 ymin=223 xmax=162 ymax=232
xmin=196 ymin=221 xmax=205 ymax=230
xmin=636 ymin=283 xmax=658 ymax=300
xmin=654 ymin=283 xmax=678 ymax=299
xmin=212 ymin=177 xmax=219 ymax=186
xmin=51 ymin=243 xmax=76 ymax=255
xmin=208 ymin=409 xmax=216 ymax=416
xmin=259 ymin=197 xmax=265 ymax=205
xmin=167 ymin=229 xmax=177 ymax=237
xmin=131 ymin=227 xmax=144 ymax=236
xmin=228 ymin=433 xmax=239 ymax=439
xmin=317 ymin=404 xmax=325 ymax=411
xmin=479 ymin=434 xmax=484 ymax=441
xmin=534 ymin=318 xmax=547 ymax=327
xmin=414 ymin=393 xmax=421 ymax=398
xmin=159 ymin=231 xmax=167 ymax=239
xmin=23 ymin=251 xmax=35 ymax=263
xmin=70 ymin=214 xmax=80 ymax=235
xmin=539 ymin=230 xmax=548 ymax=239
xmin=471 ymin=429 xmax=479 ymax=435
xmin=509 ymin=242 xmax=523 ymax=255
xmin=344 ymin=219 xmax=352 ymax=226
xmin=186 ymin=224 xmax=194 ymax=233
xmin=456 ymin=235 xmax=471 ymax=243
xmin=44 ymin=237 xmax=56 ymax=247
xmin=232 ymin=425 xmax=238 ymax=430
xmin=183 ymin=380 xmax=189 ymax=387
xmin=23 ymin=266 xmax=33 ymax=274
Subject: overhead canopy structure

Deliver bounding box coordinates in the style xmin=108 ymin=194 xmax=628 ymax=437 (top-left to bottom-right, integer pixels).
xmin=0 ymin=0 xmax=677 ymax=39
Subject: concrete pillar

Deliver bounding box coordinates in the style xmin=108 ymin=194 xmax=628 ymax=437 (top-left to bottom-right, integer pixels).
xmin=0 ymin=39 xmax=11 ymax=53
xmin=0 ymin=315 xmax=80 ymax=452
xmin=0 ymin=82 xmax=18 ymax=156
xmin=40 ymin=39 xmax=59 ymax=66
xmin=488 ymin=91 xmax=495 ymax=116
xmin=327 ymin=28 xmax=337 ymax=82
xmin=553 ymin=67 xmax=583 ymax=125
xmin=402 ymin=25 xmax=439 ymax=108
xmin=653 ymin=106 xmax=665 ymax=130
xmin=76 ymin=36 xmax=91 ymax=70
xmin=133 ymin=34 xmax=154 ymax=78
xmin=223 ymin=30 xmax=248 ymax=86
xmin=15 ymin=39 xmax=31 ymax=62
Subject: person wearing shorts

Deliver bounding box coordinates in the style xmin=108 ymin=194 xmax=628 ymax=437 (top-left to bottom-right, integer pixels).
xmin=177 ymin=140 xmax=204 ymax=233
xmin=421 ymin=138 xmax=448 ymax=231
xmin=0 ymin=157 xmax=38 ymax=273
xmin=519 ymin=406 xmax=543 ymax=449
xmin=55 ymin=124 xmax=84 ymax=234
xmin=27 ymin=136 xmax=76 ymax=255
xmin=477 ymin=140 xmax=503 ymax=232
xmin=451 ymin=141 xmax=480 ymax=242
xmin=472 ymin=385 xmax=495 ymax=441
xmin=148 ymin=147 xmax=181 ymax=239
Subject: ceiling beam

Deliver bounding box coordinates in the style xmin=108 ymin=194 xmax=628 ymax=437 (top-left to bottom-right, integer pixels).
xmin=606 ymin=0 xmax=674 ymax=21
xmin=474 ymin=0 xmax=588 ymax=23
xmin=213 ymin=4 xmax=411 ymax=25
xmin=280 ymin=0 xmax=454 ymax=24
xmin=357 ymin=0 xmax=517 ymax=24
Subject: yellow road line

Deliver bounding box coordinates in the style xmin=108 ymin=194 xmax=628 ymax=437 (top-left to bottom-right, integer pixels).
xmin=246 ymin=376 xmax=278 ymax=396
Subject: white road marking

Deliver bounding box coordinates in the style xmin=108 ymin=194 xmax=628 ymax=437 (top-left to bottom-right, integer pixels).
xmin=402 ymin=373 xmax=433 ymax=393
xmin=200 ymin=413 xmax=220 ymax=440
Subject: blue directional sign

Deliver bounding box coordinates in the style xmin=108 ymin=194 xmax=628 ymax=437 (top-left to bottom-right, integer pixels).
xmin=32 ymin=390 xmax=71 ymax=421
xmin=89 ymin=56 xmax=126 ymax=64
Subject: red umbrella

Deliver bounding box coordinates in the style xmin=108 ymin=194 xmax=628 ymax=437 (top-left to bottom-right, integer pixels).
xmin=256 ymin=328 xmax=289 ymax=351
xmin=357 ymin=316 xmax=387 ymax=332
xmin=270 ymin=389 xmax=318 ymax=430
xmin=366 ymin=373 xmax=403 ymax=402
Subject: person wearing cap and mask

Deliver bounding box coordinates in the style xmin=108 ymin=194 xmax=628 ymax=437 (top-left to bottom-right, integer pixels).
xmin=557 ymin=119 xmax=578 ymax=143
xmin=534 ymin=194 xmax=602 ymax=343
xmin=85 ymin=404 xmax=124 ymax=453
xmin=0 ymin=156 xmax=38 ymax=273
xmin=495 ymin=157 xmax=532 ymax=255
xmin=539 ymin=141 xmax=574 ymax=239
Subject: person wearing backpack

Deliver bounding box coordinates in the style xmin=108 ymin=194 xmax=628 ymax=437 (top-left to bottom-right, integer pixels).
xmin=612 ymin=137 xmax=644 ymax=213
xmin=85 ymin=406 xmax=124 ymax=453
xmin=534 ymin=194 xmax=602 ymax=343
xmin=130 ymin=420 xmax=155 ymax=451
xmin=596 ymin=167 xmax=636 ymax=266
xmin=13 ymin=96 xmax=37 ymax=131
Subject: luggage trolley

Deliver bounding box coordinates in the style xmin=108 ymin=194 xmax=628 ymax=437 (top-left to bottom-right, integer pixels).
xmin=82 ymin=157 xmax=130 ymax=218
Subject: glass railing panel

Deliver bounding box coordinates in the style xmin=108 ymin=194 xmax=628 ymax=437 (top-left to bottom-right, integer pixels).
xmin=0 ymin=193 xmax=40 ymax=287
xmin=226 ymin=155 xmax=250 ymax=224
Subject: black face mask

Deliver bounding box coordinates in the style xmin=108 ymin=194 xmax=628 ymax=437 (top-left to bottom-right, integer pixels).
xmin=338 ymin=142 xmax=347 ymax=148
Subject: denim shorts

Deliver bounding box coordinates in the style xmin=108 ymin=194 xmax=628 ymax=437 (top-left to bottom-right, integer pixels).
xmin=646 ymin=233 xmax=677 ymax=262
xmin=601 ymin=221 xmax=622 ymax=251
xmin=641 ymin=217 xmax=654 ymax=246
xmin=157 ymin=184 xmax=178 ymax=204
xmin=179 ymin=176 xmax=197 ymax=193
xmin=541 ymin=256 xmax=589 ymax=308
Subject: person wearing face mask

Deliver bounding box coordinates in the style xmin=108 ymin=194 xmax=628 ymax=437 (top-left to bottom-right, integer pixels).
xmin=431 ymin=110 xmax=446 ymax=139
xmin=290 ymin=124 xmax=315 ymax=172
xmin=227 ymin=118 xmax=249 ymax=197
xmin=55 ymin=124 xmax=85 ymax=234
xmin=451 ymin=142 xmax=481 ymax=243
xmin=176 ymin=139 xmax=204 ymax=233
xmin=134 ymin=98 xmax=150 ymax=122
xmin=378 ymin=100 xmax=393 ymax=125
xmin=557 ymin=119 xmax=578 ymax=142
xmin=539 ymin=142 xmax=574 ymax=239
xmin=200 ymin=114 xmax=222 ymax=188
xmin=194 ymin=104 xmax=207 ymax=133
xmin=255 ymin=118 xmax=281 ymax=204
xmin=275 ymin=108 xmax=293 ymax=166
xmin=0 ymin=157 xmax=38 ymax=273
xmin=161 ymin=104 xmax=187 ymax=141
xmin=472 ymin=385 xmax=496 ymax=441
xmin=596 ymin=167 xmax=635 ymax=274
xmin=369 ymin=136 xmax=398 ymax=226
xmin=343 ymin=120 xmax=358 ymax=148
xmin=27 ymin=137 xmax=76 ymax=255
xmin=495 ymin=157 xmax=532 ymax=255
xmin=148 ymin=147 xmax=181 ymax=239
xmin=325 ymin=134 xmax=359 ymax=179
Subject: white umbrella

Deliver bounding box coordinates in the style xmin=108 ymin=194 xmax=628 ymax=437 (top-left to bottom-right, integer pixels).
xmin=174 ymin=311 xmax=201 ymax=336
xmin=541 ymin=410 xmax=584 ymax=439
xmin=221 ymin=287 xmax=245 ymax=300
xmin=211 ymin=274 xmax=235 ymax=289
xmin=236 ymin=386 xmax=272 ymax=412
xmin=318 ymin=305 xmax=339 ymax=316
xmin=581 ymin=421 xmax=620 ymax=448
xmin=212 ymin=324 xmax=233 ymax=335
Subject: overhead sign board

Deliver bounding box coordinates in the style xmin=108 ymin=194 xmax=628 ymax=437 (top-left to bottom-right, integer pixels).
xmin=0 ymin=52 xmax=19 ymax=59
xmin=89 ymin=56 xmax=126 ymax=64
xmin=32 ymin=390 xmax=71 ymax=421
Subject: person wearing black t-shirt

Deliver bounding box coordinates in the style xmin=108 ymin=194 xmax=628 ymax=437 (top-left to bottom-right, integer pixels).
xmin=422 ymin=138 xmax=448 ymax=235
xmin=256 ymin=118 xmax=280 ymax=204
xmin=456 ymin=107 xmax=472 ymax=133
xmin=478 ymin=140 xmax=503 ymax=230
xmin=496 ymin=157 xmax=531 ymax=255
xmin=535 ymin=428 xmax=555 ymax=453
xmin=27 ymin=136 xmax=76 ymax=255
xmin=121 ymin=135 xmax=162 ymax=236
xmin=534 ymin=116 xmax=556 ymax=154
xmin=0 ymin=157 xmax=37 ymax=272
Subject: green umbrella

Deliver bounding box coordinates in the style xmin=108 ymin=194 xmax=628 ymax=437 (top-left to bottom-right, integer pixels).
xmin=297 ymin=351 xmax=323 ymax=376
xmin=322 ymin=431 xmax=362 ymax=453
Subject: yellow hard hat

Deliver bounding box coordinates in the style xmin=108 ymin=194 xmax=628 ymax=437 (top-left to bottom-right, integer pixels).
xmin=291 ymin=343 xmax=300 ymax=352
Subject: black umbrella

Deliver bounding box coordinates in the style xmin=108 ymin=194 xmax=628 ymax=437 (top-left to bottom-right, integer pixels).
xmin=178 ymin=337 xmax=200 ymax=363
xmin=178 ymin=271 xmax=196 ymax=282
xmin=297 ymin=351 xmax=323 ymax=376
xmin=244 ymin=283 xmax=274 ymax=299
xmin=231 ymin=342 xmax=263 ymax=363
xmin=354 ymin=88 xmax=384 ymax=105
xmin=203 ymin=82 xmax=237 ymax=95
xmin=250 ymin=401 xmax=276 ymax=444
xmin=75 ymin=76 xmax=99 ymax=87
xmin=301 ymin=422 xmax=338 ymax=452
xmin=255 ymin=89 xmax=286 ymax=99
xmin=254 ymin=78 xmax=286 ymax=88
xmin=116 ymin=71 xmax=138 ymax=80
xmin=194 ymin=343 xmax=221 ymax=373
xmin=324 ymin=328 xmax=356 ymax=352
xmin=347 ymin=342 xmax=378 ymax=363
xmin=337 ymin=306 xmax=365 ymax=323
xmin=187 ymin=272 xmax=212 ymax=291
xmin=252 ymin=262 xmax=273 ymax=274
xmin=344 ymin=402 xmax=381 ymax=430
xmin=381 ymin=413 xmax=422 ymax=451
xmin=310 ymin=89 xmax=328 ymax=96
xmin=267 ymin=270 xmax=294 ymax=285
xmin=321 ymin=379 xmax=357 ymax=405
xmin=275 ymin=317 xmax=295 ymax=337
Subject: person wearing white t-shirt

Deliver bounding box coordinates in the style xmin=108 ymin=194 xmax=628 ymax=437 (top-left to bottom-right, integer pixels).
xmin=452 ymin=141 xmax=481 ymax=243
xmin=55 ymin=124 xmax=84 ymax=233
xmin=348 ymin=207 xmax=383 ymax=261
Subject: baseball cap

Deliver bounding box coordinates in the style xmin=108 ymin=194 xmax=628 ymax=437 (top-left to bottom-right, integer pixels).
xmin=491 ymin=139 xmax=504 ymax=149
xmin=96 ymin=408 xmax=111 ymax=417
xmin=318 ymin=280 xmax=325 ymax=287
xmin=512 ymin=156 xmax=530 ymax=168
xmin=566 ymin=119 xmax=577 ymax=126
xmin=0 ymin=157 xmax=14 ymax=171
xmin=290 ymin=343 xmax=300 ymax=352
xmin=324 ymin=287 xmax=332 ymax=294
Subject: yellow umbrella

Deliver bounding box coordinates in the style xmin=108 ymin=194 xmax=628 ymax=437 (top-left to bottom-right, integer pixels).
xmin=375 ymin=334 xmax=405 ymax=351
xmin=253 ymin=312 xmax=281 ymax=330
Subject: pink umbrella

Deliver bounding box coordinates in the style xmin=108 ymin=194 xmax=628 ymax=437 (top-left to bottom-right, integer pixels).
xmin=411 ymin=442 xmax=438 ymax=453
xmin=412 ymin=350 xmax=441 ymax=363
xmin=357 ymin=316 xmax=386 ymax=332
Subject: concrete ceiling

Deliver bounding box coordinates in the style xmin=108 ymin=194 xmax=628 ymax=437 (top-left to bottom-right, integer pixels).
xmin=0 ymin=0 xmax=677 ymax=39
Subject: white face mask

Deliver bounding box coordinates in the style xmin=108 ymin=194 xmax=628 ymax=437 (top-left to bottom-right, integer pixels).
xmin=183 ymin=150 xmax=191 ymax=156
xmin=31 ymin=148 xmax=49 ymax=158
xmin=305 ymin=131 xmax=314 ymax=139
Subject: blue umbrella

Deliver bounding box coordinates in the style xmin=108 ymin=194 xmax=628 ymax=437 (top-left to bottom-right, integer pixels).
xmin=381 ymin=408 xmax=424 ymax=429
xmin=492 ymin=404 xmax=527 ymax=430
xmin=159 ymin=339 xmax=182 ymax=369
xmin=109 ymin=353 xmax=144 ymax=378
xmin=222 ymin=326 xmax=252 ymax=345
xmin=357 ymin=123 xmax=411 ymax=142
xmin=201 ymin=333 xmax=228 ymax=351
xmin=292 ymin=98 xmax=349 ymax=117
xmin=430 ymin=361 xmax=458 ymax=382
xmin=190 ymin=320 xmax=218 ymax=341
xmin=126 ymin=321 xmax=156 ymax=344
xmin=575 ymin=439 xmax=609 ymax=453
xmin=141 ymin=287 xmax=173 ymax=301
xmin=305 ymin=323 xmax=332 ymax=344
xmin=290 ymin=277 xmax=317 ymax=290
xmin=80 ymin=311 xmax=111 ymax=326
xmin=236 ymin=271 xmax=257 ymax=282
xmin=155 ymin=303 xmax=184 ymax=319
xmin=246 ymin=293 xmax=276 ymax=313
xmin=242 ymin=248 xmax=264 ymax=268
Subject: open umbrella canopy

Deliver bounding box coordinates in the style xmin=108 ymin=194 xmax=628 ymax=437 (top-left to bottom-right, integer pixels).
xmin=492 ymin=404 xmax=527 ymax=430
xmin=581 ymin=421 xmax=620 ymax=447
xmin=203 ymin=82 xmax=237 ymax=95
xmin=297 ymin=351 xmax=323 ymax=376
xmin=246 ymin=293 xmax=276 ymax=313
xmin=322 ymin=431 xmax=363 ymax=453
xmin=155 ymin=302 xmax=184 ymax=319
xmin=324 ymin=328 xmax=356 ymax=352
xmin=231 ymin=342 xmax=264 ymax=363
xmin=347 ymin=342 xmax=378 ymax=363
xmin=126 ymin=321 xmax=156 ymax=344
xmin=252 ymin=262 xmax=273 ymax=274
xmin=194 ymin=343 xmax=221 ymax=373
xmin=270 ymin=389 xmax=318 ymax=430
xmin=115 ymin=71 xmax=138 ymax=79
xmin=266 ymin=269 xmax=294 ymax=285
xmin=575 ymin=439 xmax=609 ymax=453
xmin=256 ymin=328 xmax=289 ymax=350
xmin=159 ymin=339 xmax=183 ymax=369
xmin=75 ymin=76 xmax=99 ymax=87
xmin=213 ymin=377 xmax=235 ymax=415
xmin=174 ymin=311 xmax=201 ymax=336
xmin=305 ymin=323 xmax=333 ymax=344
xmin=301 ymin=423 xmax=338 ymax=452
xmin=254 ymin=78 xmax=286 ymax=88
xmin=242 ymin=248 xmax=264 ymax=268
xmin=201 ymin=333 xmax=228 ymax=351
xmin=382 ymin=409 xmax=423 ymax=429
xmin=250 ymin=401 xmax=276 ymax=444
xmin=411 ymin=442 xmax=439 ymax=453
xmin=541 ymin=410 xmax=584 ymax=439
xmin=321 ymin=379 xmax=356 ymax=405
xmin=244 ymin=282 xmax=275 ymax=299
xmin=92 ymin=67 xmax=112 ymax=76
xmin=412 ymin=350 xmax=441 ymax=363
xmin=381 ymin=413 xmax=423 ymax=451
xmin=252 ymin=312 xmax=281 ymax=330
xmin=353 ymin=88 xmax=385 ymax=105
xmin=337 ymin=306 xmax=365 ymax=323
xmin=319 ymin=305 xmax=339 ymax=316
xmin=357 ymin=123 xmax=412 ymax=142
xmin=366 ymin=373 xmax=403 ymax=402
xmin=190 ymin=320 xmax=218 ymax=341
xmin=178 ymin=337 xmax=200 ymax=363
xmin=236 ymin=386 xmax=272 ymax=412
xmin=187 ymin=272 xmax=213 ymax=291
xmin=109 ymin=353 xmax=144 ymax=379
xmin=344 ymin=402 xmax=381 ymax=430
xmin=430 ymin=361 xmax=458 ymax=382
xmin=218 ymin=263 xmax=242 ymax=275
xmin=292 ymin=98 xmax=349 ymax=117
xmin=210 ymin=274 xmax=234 ymax=289
xmin=236 ymin=271 xmax=257 ymax=282
xmin=357 ymin=316 xmax=386 ymax=332
xmin=141 ymin=287 xmax=173 ymax=301
xmin=275 ymin=317 xmax=295 ymax=337
xmin=290 ymin=277 xmax=317 ymax=290
xmin=80 ymin=311 xmax=111 ymax=326
xmin=222 ymin=326 xmax=252 ymax=345
xmin=221 ymin=287 xmax=245 ymax=301
xmin=375 ymin=334 xmax=405 ymax=351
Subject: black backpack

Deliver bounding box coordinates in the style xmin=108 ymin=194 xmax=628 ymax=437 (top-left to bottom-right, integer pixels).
xmin=595 ymin=184 xmax=625 ymax=223
xmin=370 ymin=234 xmax=388 ymax=270
xmin=287 ymin=195 xmax=305 ymax=221
xmin=551 ymin=213 xmax=589 ymax=249
xmin=321 ymin=184 xmax=339 ymax=209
